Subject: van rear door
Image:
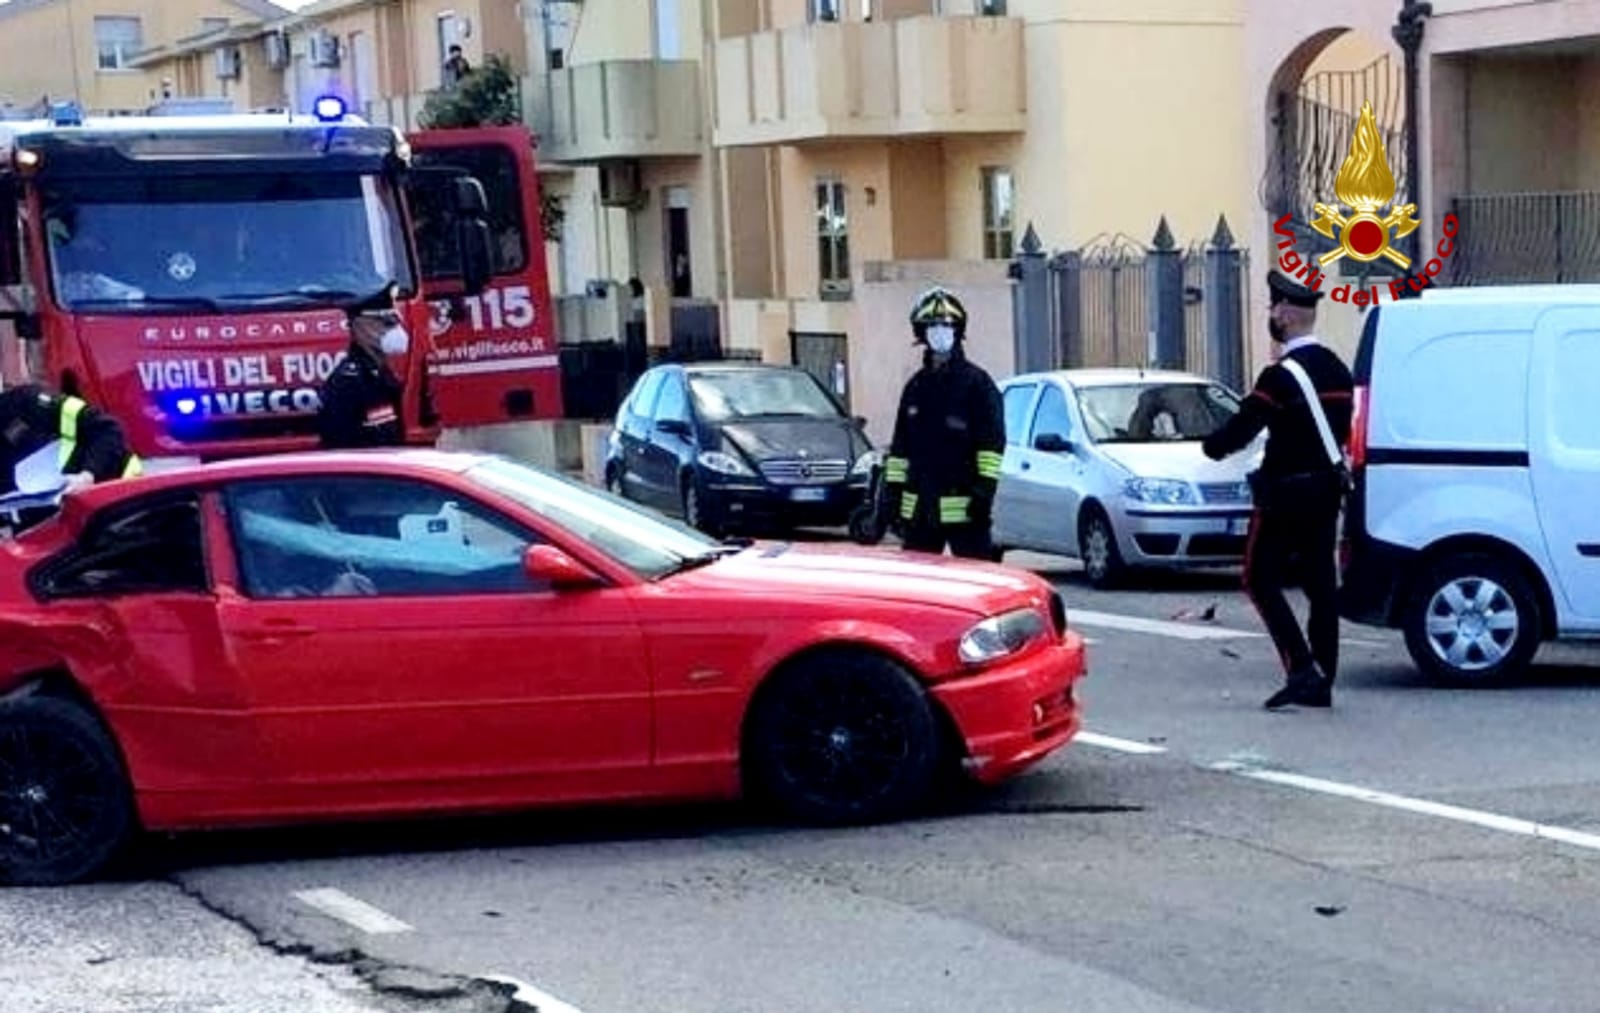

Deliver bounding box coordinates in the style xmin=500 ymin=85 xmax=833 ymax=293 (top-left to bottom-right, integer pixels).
xmin=1528 ymin=306 xmax=1600 ymax=625
xmin=405 ymin=126 xmax=563 ymax=427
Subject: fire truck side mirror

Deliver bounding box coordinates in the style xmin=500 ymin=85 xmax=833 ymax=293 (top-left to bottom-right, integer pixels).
xmin=455 ymin=218 xmax=492 ymax=297
xmin=450 ymin=177 xmax=492 ymax=296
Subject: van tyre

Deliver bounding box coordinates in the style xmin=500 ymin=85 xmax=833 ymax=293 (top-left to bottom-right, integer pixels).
xmin=1404 ymin=552 xmax=1541 ymax=687
xmin=0 ymin=695 xmax=134 ymax=886
xmin=744 ymin=653 xmax=942 ymax=826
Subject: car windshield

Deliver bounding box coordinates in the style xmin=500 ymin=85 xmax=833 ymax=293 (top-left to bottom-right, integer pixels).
xmin=464 ymin=457 xmax=730 ymax=580
xmin=1075 ymin=382 xmax=1240 ymax=444
xmin=688 ymin=370 xmax=842 ymax=422
xmin=41 ymin=172 xmax=414 ymax=312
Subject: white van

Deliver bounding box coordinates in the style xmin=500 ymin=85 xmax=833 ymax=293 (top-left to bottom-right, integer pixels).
xmin=1340 ymin=285 xmax=1600 ymax=685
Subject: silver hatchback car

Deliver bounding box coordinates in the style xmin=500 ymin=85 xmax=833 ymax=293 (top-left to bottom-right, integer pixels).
xmin=993 ymin=369 xmax=1264 ymax=586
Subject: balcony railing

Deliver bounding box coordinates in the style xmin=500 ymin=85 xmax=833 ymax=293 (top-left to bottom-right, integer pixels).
xmin=1449 ymin=191 xmax=1600 ymax=285
xmin=534 ymin=60 xmax=704 ymax=164
xmin=714 ymin=15 xmax=1026 ymax=148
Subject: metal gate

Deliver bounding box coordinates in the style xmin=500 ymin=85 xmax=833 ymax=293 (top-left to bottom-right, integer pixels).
xmin=791 ymin=331 xmax=851 ymax=411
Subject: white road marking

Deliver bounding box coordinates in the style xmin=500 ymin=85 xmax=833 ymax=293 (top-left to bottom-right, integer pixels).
xmin=1069 ymin=608 xmax=1264 ymax=641
xmin=1076 ymin=732 xmax=1168 ymax=754
xmin=1212 ymin=762 xmax=1600 ymax=853
xmin=478 ymin=973 xmax=586 ymax=1013
xmin=292 ymin=888 xmax=413 ymax=935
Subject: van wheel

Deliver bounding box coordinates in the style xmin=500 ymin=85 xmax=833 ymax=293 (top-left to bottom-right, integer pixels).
xmin=1404 ymin=552 xmax=1541 ymax=687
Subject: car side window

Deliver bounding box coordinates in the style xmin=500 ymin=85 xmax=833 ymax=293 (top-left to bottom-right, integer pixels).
xmin=33 ymin=494 xmax=209 ymax=600
xmin=622 ymin=371 xmax=664 ymax=438
xmin=1002 ymin=384 xmax=1036 ymax=446
xmin=654 ymin=374 xmax=688 ymax=425
xmin=225 ymin=477 xmax=545 ymax=600
xmin=1031 ymin=385 xmax=1075 ymax=444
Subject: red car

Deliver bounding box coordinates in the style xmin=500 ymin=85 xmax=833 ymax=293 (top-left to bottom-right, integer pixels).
xmin=0 ymin=451 xmax=1086 ymax=886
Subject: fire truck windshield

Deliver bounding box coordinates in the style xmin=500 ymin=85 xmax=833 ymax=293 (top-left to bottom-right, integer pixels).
xmin=41 ymin=171 xmax=414 ymax=313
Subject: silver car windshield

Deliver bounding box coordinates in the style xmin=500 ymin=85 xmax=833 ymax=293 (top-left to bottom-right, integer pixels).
xmin=1076 ymin=383 xmax=1240 ymax=444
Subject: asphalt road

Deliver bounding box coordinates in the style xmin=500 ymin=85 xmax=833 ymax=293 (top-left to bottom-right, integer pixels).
xmin=13 ymin=549 xmax=1600 ymax=1013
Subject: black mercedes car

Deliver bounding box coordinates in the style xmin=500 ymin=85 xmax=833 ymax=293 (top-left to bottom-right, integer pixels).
xmin=604 ymin=363 xmax=878 ymax=535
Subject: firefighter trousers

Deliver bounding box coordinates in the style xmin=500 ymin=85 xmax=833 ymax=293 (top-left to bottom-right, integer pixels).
xmin=901 ymin=518 xmax=999 ymax=562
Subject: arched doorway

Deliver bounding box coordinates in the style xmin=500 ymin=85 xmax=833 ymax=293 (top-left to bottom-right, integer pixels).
xmin=1248 ymin=10 xmax=1407 ymax=363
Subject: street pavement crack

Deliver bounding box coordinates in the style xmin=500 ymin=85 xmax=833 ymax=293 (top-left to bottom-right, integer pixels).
xmin=166 ymin=874 xmax=528 ymax=1013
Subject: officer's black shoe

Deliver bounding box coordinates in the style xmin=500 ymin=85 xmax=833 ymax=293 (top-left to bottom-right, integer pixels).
xmin=1263 ymin=665 xmax=1332 ymax=710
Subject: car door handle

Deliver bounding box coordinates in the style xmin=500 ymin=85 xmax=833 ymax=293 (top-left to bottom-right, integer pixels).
xmin=235 ymin=619 xmax=317 ymax=641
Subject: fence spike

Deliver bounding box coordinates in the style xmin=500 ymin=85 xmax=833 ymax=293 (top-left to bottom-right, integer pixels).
xmin=1151 ymin=216 xmax=1177 ymax=252
xmin=1210 ymin=214 xmax=1236 ymax=250
xmin=1019 ymin=222 xmax=1044 ymax=257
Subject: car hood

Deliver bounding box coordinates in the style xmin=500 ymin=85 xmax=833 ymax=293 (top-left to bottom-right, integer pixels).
xmin=669 ymin=543 xmax=1046 ymax=615
xmin=718 ymin=418 xmax=860 ymax=464
xmin=1094 ymin=439 xmax=1262 ymax=481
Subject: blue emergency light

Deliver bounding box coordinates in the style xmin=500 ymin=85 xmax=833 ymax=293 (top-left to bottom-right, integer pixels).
xmin=50 ymin=101 xmax=84 ymax=127
xmin=174 ymin=397 xmax=199 ymax=417
xmin=312 ymin=95 xmax=347 ymax=122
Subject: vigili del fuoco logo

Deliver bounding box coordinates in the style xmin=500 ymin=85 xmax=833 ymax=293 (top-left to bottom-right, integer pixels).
xmin=1273 ymin=100 xmax=1460 ymax=307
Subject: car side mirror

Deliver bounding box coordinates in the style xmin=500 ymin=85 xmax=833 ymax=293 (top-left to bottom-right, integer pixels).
xmin=523 ymin=545 xmax=603 ymax=591
xmin=1034 ymin=433 xmax=1074 ymax=454
xmin=852 ymin=415 xmax=867 ymax=428
xmin=656 ymin=418 xmax=691 ymax=438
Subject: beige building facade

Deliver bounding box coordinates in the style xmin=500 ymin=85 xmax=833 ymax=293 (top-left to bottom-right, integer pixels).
xmin=0 ymin=0 xmax=288 ymax=116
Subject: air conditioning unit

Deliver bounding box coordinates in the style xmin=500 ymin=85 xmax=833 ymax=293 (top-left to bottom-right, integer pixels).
xmin=598 ymin=160 xmax=643 ymax=209
xmin=264 ymin=30 xmax=290 ymax=69
xmin=308 ymin=30 xmax=341 ymax=68
xmin=214 ymin=47 xmax=242 ymax=80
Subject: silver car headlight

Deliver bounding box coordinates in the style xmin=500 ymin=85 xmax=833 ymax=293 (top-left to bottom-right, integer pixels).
xmin=959 ymin=607 xmax=1049 ymax=665
xmin=1123 ymin=477 xmax=1199 ymax=505
xmin=852 ymin=449 xmax=880 ymax=476
xmin=698 ymin=451 xmax=754 ymax=477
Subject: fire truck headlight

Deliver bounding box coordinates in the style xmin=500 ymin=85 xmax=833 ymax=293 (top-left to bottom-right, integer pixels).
xmin=313 ymin=95 xmax=347 ymax=122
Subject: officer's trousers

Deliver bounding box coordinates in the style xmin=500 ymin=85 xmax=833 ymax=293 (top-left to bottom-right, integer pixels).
xmin=902 ymin=519 xmax=999 ymax=562
xmin=1242 ymin=498 xmax=1341 ymax=682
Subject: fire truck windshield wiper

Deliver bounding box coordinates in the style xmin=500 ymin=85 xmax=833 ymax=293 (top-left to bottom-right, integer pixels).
xmin=69 ymin=296 xmax=226 ymax=314
xmin=215 ymin=287 xmax=366 ymax=308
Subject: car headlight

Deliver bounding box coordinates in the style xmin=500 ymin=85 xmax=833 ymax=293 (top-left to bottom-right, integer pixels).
xmin=1123 ymin=478 xmax=1198 ymax=505
xmin=852 ymin=449 xmax=880 ymax=476
xmin=698 ymin=451 xmax=754 ymax=477
xmin=958 ymin=607 xmax=1049 ymax=665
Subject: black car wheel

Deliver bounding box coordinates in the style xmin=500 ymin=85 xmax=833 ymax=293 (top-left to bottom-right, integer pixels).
xmin=0 ymin=695 xmax=134 ymax=886
xmin=743 ymin=652 xmax=941 ymax=826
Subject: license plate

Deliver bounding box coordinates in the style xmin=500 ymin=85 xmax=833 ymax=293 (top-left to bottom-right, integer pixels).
xmin=791 ymin=487 xmax=827 ymax=502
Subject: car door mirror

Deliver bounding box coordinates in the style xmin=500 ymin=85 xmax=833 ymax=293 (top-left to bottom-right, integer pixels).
xmin=1034 ymin=433 xmax=1074 ymax=454
xmin=656 ymin=418 xmax=691 ymax=438
xmin=523 ymin=545 xmax=603 ymax=591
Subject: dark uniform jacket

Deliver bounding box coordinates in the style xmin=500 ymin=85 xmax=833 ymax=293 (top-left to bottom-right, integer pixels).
xmin=0 ymin=384 xmax=139 ymax=494
xmin=1202 ymin=339 xmax=1354 ymax=480
xmin=316 ymin=345 xmax=404 ymax=450
xmin=884 ymin=349 xmax=1006 ymax=528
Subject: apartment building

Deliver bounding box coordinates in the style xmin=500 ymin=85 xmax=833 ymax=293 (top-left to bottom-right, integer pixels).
xmin=0 ymin=0 xmax=288 ymax=116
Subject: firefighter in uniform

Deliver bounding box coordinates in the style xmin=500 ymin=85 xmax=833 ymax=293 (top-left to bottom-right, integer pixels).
xmin=0 ymin=383 xmax=141 ymax=496
xmin=317 ymin=301 xmax=408 ymax=450
xmin=1203 ymin=270 xmax=1354 ymax=710
xmin=883 ymin=286 xmax=1006 ymax=561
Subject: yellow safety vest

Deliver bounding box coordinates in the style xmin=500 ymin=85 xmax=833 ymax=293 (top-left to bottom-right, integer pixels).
xmin=58 ymin=397 xmax=142 ymax=479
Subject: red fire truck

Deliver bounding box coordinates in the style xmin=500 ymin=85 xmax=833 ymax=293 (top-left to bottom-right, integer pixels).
xmin=0 ymin=99 xmax=562 ymax=469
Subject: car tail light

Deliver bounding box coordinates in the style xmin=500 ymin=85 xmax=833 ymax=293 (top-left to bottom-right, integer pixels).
xmin=1348 ymin=385 xmax=1370 ymax=472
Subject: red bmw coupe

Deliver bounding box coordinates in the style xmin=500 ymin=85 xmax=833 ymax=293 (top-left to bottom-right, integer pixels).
xmin=0 ymin=450 xmax=1085 ymax=885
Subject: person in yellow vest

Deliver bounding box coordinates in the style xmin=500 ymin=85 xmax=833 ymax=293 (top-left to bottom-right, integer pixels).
xmin=0 ymin=383 xmax=141 ymax=497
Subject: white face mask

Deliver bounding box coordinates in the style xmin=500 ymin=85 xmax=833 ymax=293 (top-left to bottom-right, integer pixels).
xmin=925 ymin=324 xmax=957 ymax=355
xmin=379 ymin=326 xmax=410 ymax=356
